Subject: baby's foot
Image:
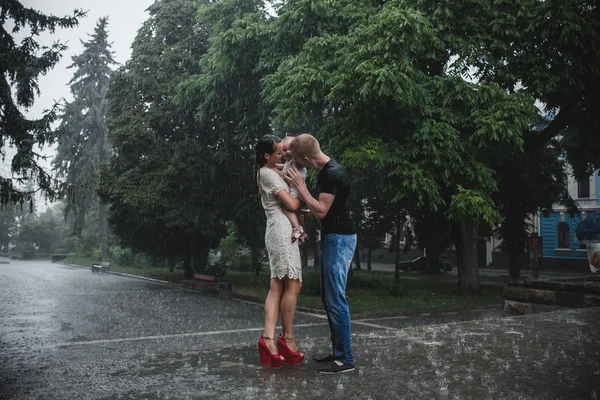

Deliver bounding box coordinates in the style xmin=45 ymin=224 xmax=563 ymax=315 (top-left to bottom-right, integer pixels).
xmin=292 ymin=227 xmax=304 ymax=243
xmin=298 ymin=231 xmax=309 ymax=244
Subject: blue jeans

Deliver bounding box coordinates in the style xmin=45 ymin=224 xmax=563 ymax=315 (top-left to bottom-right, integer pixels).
xmin=320 ymin=233 xmax=357 ymax=365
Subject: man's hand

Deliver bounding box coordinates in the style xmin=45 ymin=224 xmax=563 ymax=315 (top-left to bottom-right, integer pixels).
xmin=284 ymin=166 xmax=304 ymax=189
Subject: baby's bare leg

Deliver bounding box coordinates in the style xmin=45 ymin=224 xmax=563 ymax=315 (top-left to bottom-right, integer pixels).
xmin=282 ymin=207 xmax=300 ymax=229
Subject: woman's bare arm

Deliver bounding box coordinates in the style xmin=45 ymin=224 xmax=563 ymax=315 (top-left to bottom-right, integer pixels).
xmin=276 ymin=189 xmax=301 ymax=212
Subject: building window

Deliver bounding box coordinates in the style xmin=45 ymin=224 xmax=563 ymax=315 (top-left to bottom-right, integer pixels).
xmin=557 ymin=222 xmax=570 ymax=249
xmin=578 ymin=178 xmax=590 ymax=198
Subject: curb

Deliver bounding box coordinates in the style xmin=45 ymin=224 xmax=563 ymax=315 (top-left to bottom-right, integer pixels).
xmin=60 ymin=262 xmax=180 ymax=287
xmin=57 ymin=262 xmax=327 ymax=313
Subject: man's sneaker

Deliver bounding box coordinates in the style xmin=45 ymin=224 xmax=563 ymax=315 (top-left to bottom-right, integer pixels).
xmin=314 ymin=354 xmax=335 ymax=363
xmin=318 ymin=361 xmax=355 ymax=374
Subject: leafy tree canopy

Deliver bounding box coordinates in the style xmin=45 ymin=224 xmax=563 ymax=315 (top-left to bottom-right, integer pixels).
xmin=0 ymin=1 xmax=85 ymax=206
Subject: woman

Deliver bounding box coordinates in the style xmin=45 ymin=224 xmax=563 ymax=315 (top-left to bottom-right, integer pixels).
xmin=254 ymin=134 xmax=305 ymax=367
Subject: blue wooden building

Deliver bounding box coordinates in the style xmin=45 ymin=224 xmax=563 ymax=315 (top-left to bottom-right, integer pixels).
xmin=539 ymin=169 xmax=600 ymax=270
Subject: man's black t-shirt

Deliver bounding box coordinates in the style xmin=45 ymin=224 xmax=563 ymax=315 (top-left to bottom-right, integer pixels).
xmin=317 ymin=159 xmax=355 ymax=235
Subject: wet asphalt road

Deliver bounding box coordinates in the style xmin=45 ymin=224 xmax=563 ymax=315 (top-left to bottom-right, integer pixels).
xmin=1 ymin=260 xmax=599 ymax=399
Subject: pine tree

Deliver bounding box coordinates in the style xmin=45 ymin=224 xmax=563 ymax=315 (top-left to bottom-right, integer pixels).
xmin=0 ymin=1 xmax=84 ymax=206
xmin=53 ymin=18 xmax=116 ymax=262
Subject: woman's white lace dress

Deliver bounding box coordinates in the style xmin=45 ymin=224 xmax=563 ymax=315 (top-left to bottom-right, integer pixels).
xmin=258 ymin=167 xmax=302 ymax=282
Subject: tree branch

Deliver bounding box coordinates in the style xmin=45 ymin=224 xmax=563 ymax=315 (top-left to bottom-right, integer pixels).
xmin=524 ymin=106 xmax=573 ymax=153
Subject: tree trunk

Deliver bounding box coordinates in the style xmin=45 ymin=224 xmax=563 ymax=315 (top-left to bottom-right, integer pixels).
xmin=192 ymin=239 xmax=209 ymax=274
xmin=394 ymin=232 xmax=402 ymax=283
xmin=354 ymin=246 xmax=361 ymax=270
xmin=367 ymin=248 xmax=372 ymax=270
xmin=98 ymin=200 xmax=109 ymax=262
xmin=183 ymin=241 xmax=192 ymax=278
xmin=425 ymin=247 xmax=441 ymax=274
xmin=508 ymin=231 xmax=522 ymax=280
xmin=507 ymin=185 xmax=523 ymax=279
xmin=455 ymin=217 xmax=481 ymax=294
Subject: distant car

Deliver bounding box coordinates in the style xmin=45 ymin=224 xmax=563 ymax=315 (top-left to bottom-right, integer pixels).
xmin=399 ymin=256 xmax=453 ymax=272
xmin=439 ymin=258 xmax=453 ymax=272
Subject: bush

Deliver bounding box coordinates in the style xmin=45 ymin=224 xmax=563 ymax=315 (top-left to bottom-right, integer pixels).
xmin=347 ymin=276 xmax=387 ymax=290
xmin=51 ymin=254 xmax=72 ymax=262
xmin=302 ymin=273 xmax=321 ymax=296
xmin=390 ymin=283 xmax=404 ymax=297
xmin=111 ymin=246 xmax=136 ymax=267
xmin=208 ymin=261 xmax=227 ymax=277
xmin=133 ymin=252 xmax=152 ymax=268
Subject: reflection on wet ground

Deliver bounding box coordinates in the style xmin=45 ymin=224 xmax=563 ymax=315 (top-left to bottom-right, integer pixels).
xmin=1 ymin=260 xmax=599 ymax=399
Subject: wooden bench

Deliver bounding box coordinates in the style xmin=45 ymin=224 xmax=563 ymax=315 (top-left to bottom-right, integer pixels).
xmin=181 ymin=273 xmax=233 ymax=299
xmin=91 ymin=261 xmax=111 ymax=274
xmin=181 ymin=273 xmax=217 ymax=291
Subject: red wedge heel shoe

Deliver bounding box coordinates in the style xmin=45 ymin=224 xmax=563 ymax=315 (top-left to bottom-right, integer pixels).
xmin=277 ymin=335 xmax=305 ymax=365
xmin=258 ymin=336 xmax=285 ymax=367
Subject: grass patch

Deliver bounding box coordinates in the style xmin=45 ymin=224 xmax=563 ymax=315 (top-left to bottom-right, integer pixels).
xmin=226 ymin=269 xmax=503 ymax=314
xmin=62 ymin=257 xmax=503 ymax=315
xmin=63 ymin=255 xmax=96 ymax=267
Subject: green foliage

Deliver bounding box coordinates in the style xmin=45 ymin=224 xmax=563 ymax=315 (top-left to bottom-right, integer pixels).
xmin=300 ymin=272 xmax=320 ymax=296
xmin=0 ymin=1 xmax=85 ymax=206
xmin=178 ymin=0 xmax=272 ymax=268
xmin=415 ymin=0 xmax=600 ymax=273
xmin=110 ymin=246 xmax=153 ymax=269
xmin=214 ymin=222 xmax=246 ymax=269
xmin=13 ymin=205 xmax=70 ymax=255
xmin=264 ymin=2 xmax=538 ymax=215
xmin=96 ymin=0 xmax=598 ymax=284
xmin=110 ymin=246 xmax=136 ymax=267
xmin=389 ymin=283 xmax=404 ymax=298
xmin=448 ymin=186 xmax=499 ymax=227
xmin=53 ymin=18 xmax=116 ymax=235
xmin=101 ymin=0 xmax=227 ymax=274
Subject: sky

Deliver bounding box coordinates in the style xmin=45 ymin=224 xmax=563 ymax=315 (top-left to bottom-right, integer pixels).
xmin=2 ymin=0 xmax=156 ymax=206
xmin=21 ymin=0 xmax=156 ymax=117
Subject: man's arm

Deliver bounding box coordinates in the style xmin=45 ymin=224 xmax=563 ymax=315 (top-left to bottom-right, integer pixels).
xmin=284 ymin=168 xmax=334 ymax=220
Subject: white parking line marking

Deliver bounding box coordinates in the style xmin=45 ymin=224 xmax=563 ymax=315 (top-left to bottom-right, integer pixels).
xmin=59 ymin=322 xmax=329 ymax=347
xmin=353 ymin=321 xmax=399 ymax=330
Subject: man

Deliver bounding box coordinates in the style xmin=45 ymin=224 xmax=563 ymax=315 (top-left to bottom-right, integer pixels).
xmin=284 ymin=134 xmax=357 ymax=374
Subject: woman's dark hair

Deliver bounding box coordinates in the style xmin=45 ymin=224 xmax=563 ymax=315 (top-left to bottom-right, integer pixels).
xmin=254 ymin=134 xmax=281 ymax=193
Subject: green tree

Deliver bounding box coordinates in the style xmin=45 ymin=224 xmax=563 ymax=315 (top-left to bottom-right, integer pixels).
xmin=0 ymin=204 xmax=17 ymax=253
xmin=0 ymin=1 xmax=84 ymax=206
xmin=14 ymin=205 xmax=68 ymax=255
xmin=101 ymin=0 xmax=225 ymax=276
xmin=53 ymin=17 xmax=116 ymax=262
xmin=262 ymin=1 xmax=538 ymax=294
xmin=178 ymin=0 xmax=273 ymax=275
xmin=413 ymin=0 xmax=600 ymax=278
xmin=351 ymin=169 xmax=395 ymax=271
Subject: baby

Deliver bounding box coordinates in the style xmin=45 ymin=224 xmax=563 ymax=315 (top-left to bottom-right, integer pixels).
xmin=277 ymin=136 xmax=309 ymax=243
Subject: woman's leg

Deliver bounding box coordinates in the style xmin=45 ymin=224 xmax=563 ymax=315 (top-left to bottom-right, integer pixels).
xmin=280 ymin=276 xmax=302 ymax=351
xmin=264 ymin=278 xmax=284 ymax=353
